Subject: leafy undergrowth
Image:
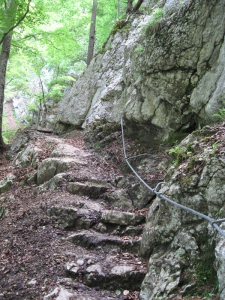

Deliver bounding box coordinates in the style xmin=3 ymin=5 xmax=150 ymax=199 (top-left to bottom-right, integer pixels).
xmin=167 ymin=123 xmax=225 ymax=185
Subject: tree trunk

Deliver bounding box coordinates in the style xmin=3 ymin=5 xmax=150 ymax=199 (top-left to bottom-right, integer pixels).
xmin=126 ymin=0 xmax=144 ymax=13
xmin=0 ymin=33 xmax=13 ymax=152
xmin=87 ymin=0 xmax=98 ymax=65
xmin=39 ymin=76 xmax=47 ymax=127
xmin=0 ymin=0 xmax=15 ymax=152
xmin=133 ymin=0 xmax=144 ymax=12
xmin=118 ymin=0 xmax=122 ymax=19
xmin=126 ymin=0 xmax=134 ymax=13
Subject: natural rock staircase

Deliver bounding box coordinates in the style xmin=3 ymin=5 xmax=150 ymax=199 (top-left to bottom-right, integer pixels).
xmin=45 ymin=184 xmax=147 ymax=299
xmin=27 ymin=134 xmax=150 ymax=299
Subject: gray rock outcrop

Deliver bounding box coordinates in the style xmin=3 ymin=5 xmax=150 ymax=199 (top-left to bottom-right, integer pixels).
xmin=0 ymin=173 xmax=16 ymax=194
xmin=139 ymin=127 xmax=225 ymax=299
xmin=58 ymin=0 xmax=225 ymax=143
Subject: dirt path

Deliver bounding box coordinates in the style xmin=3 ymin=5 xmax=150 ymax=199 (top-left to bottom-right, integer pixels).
xmin=3 ymin=102 xmax=20 ymax=131
xmin=0 ymin=129 xmax=214 ymax=300
xmin=0 ymin=130 xmax=146 ymax=300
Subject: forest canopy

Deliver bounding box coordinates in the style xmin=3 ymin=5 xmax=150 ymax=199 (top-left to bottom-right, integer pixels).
xmin=0 ymin=0 xmax=143 ymax=149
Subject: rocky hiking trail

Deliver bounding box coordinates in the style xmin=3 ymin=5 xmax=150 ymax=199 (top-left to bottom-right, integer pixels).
xmin=0 ymin=129 xmax=155 ymax=300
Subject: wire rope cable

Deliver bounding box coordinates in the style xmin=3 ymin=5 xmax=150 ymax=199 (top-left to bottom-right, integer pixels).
xmin=121 ymin=118 xmax=225 ymax=238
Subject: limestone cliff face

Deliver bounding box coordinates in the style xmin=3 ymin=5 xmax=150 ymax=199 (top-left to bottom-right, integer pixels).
xmin=58 ymin=0 xmax=225 ymax=143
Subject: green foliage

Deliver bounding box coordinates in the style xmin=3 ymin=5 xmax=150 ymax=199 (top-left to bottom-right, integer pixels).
xmin=48 ymin=75 xmax=76 ymax=88
xmin=3 ymin=129 xmax=17 ymax=144
xmin=47 ymin=75 xmax=76 ymax=101
xmin=28 ymin=103 xmax=37 ymax=111
xmin=2 ymin=0 xmax=130 ymax=131
xmin=152 ymin=8 xmax=164 ymax=20
xmin=213 ymin=102 xmax=225 ymax=120
xmin=169 ymin=146 xmax=187 ymax=165
xmin=144 ymin=7 xmax=164 ymax=35
xmin=110 ymin=19 xmax=127 ymax=35
xmin=134 ymin=45 xmax=144 ymax=53
xmin=201 ymin=141 xmax=218 ymax=156
xmin=194 ymin=252 xmax=218 ymax=298
xmin=166 ymin=132 xmax=188 ymax=145
xmin=179 ymin=1 xmax=185 ymax=7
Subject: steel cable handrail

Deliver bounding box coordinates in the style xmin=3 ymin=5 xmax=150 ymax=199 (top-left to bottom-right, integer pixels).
xmin=121 ymin=118 xmax=225 ymax=238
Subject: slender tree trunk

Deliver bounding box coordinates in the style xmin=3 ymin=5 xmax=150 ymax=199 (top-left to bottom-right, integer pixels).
xmin=0 ymin=0 xmax=15 ymax=152
xmin=0 ymin=33 xmax=13 ymax=152
xmin=118 ymin=0 xmax=121 ymax=19
xmin=133 ymin=0 xmax=144 ymax=12
xmin=87 ymin=0 xmax=98 ymax=65
xmin=0 ymin=0 xmax=30 ymax=151
xmin=39 ymin=76 xmax=47 ymax=127
xmin=126 ymin=0 xmax=134 ymax=13
xmin=126 ymin=0 xmax=144 ymax=13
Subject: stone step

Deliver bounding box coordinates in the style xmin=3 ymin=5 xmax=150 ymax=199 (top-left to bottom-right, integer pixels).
xmin=48 ymin=204 xmax=146 ymax=237
xmin=65 ymin=251 xmax=147 ymax=291
xmin=67 ymin=230 xmax=141 ymax=253
xmin=95 ymin=223 xmax=145 ymax=237
xmin=37 ymin=157 xmax=87 ymax=185
xmin=47 ymin=206 xmax=101 ymax=230
xmin=43 ymin=285 xmax=116 ymax=300
xmin=101 ymin=209 xmax=146 ymax=226
xmin=95 ymin=209 xmax=146 ymax=237
xmin=66 ymin=181 xmax=110 ymax=198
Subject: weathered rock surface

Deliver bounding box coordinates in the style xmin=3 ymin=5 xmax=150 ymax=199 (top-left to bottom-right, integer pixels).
xmin=0 ymin=173 xmax=16 ymax=194
xmin=49 ymin=140 xmax=91 ymax=159
xmin=66 ymin=180 xmax=109 ymax=198
xmin=47 ymin=206 xmax=101 ymax=230
xmin=58 ymin=0 xmax=225 ymax=143
xmin=65 ymin=251 xmax=146 ymax=291
xmin=67 ymin=230 xmax=141 ymax=253
xmin=37 ymin=157 xmax=87 ymax=185
xmin=43 ymin=286 xmax=107 ymax=300
xmin=3 ymin=130 xmax=149 ymax=299
xmin=215 ymin=234 xmax=225 ymax=300
xmin=13 ymin=144 xmax=42 ymax=168
xmin=101 ymin=210 xmax=145 ymax=226
xmin=139 ymin=126 xmax=225 ymax=299
xmin=13 ymin=132 xmax=148 ymax=299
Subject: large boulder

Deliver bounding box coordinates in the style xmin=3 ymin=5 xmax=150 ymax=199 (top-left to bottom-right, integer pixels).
xmin=37 ymin=157 xmax=87 ymax=185
xmin=13 ymin=144 xmax=42 ymax=168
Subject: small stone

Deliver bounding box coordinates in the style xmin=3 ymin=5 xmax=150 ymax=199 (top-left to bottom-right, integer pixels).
xmin=77 ymin=259 xmax=84 ymax=266
xmin=65 ymin=262 xmax=79 ymax=274
xmin=27 ymin=278 xmax=37 ymax=286
xmin=111 ymin=265 xmax=134 ymax=275
xmin=86 ymin=264 xmax=104 ymax=275
xmin=56 ymin=288 xmax=74 ymax=300
xmin=123 ymin=290 xmax=129 ymax=296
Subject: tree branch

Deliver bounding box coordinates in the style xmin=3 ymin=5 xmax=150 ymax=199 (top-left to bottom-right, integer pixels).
xmin=126 ymin=0 xmax=144 ymax=13
xmin=133 ymin=0 xmax=144 ymax=12
xmin=0 ymin=0 xmax=31 ymax=46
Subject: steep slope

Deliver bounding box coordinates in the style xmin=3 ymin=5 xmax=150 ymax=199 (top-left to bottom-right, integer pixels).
xmin=0 ymin=129 xmax=150 ymax=299
xmin=0 ymin=122 xmax=224 ymax=299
